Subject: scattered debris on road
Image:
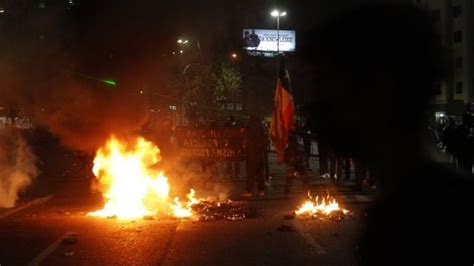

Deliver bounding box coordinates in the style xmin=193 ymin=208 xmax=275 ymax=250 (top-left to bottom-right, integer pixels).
xmin=62 ymin=232 xmax=78 ymax=245
xmin=191 ymin=200 xmax=260 ymax=222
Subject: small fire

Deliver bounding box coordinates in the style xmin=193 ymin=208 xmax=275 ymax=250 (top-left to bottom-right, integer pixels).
xmin=295 ymin=192 xmax=349 ymax=217
xmin=170 ymin=189 xmax=200 ymax=218
xmin=87 ymin=136 xmax=201 ymax=219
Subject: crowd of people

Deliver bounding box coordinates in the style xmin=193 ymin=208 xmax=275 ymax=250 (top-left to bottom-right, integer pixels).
xmin=440 ymin=112 xmax=474 ymax=175
xmin=233 ymin=117 xmax=377 ymax=197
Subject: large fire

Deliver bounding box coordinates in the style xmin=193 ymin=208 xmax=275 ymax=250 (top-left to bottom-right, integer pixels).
xmin=87 ymin=136 xmax=200 ymax=219
xmin=295 ymin=192 xmax=349 ymax=218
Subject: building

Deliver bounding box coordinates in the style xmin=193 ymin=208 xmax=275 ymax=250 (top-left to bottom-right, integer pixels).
xmin=414 ymin=0 xmax=473 ymax=123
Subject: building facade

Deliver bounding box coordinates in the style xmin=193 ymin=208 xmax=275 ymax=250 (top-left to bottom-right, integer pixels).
xmin=414 ymin=0 xmax=474 ymax=123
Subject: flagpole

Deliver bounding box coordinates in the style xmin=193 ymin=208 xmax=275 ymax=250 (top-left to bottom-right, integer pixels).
xmin=271 ymin=9 xmax=286 ymax=75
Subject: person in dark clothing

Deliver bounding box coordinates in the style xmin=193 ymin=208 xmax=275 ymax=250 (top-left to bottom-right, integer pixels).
xmin=283 ymin=132 xmax=309 ymax=195
xmin=327 ymin=147 xmax=338 ymax=181
xmin=302 ymin=4 xmax=473 ymax=264
xmin=249 ymin=30 xmax=261 ymax=47
xmin=452 ymin=113 xmax=473 ymax=175
xmin=441 ymin=117 xmax=456 ymax=160
xmin=301 ymin=129 xmax=313 ymax=169
xmin=241 ymin=116 xmax=266 ymax=197
xmin=316 ymin=136 xmax=330 ymax=178
xmin=225 ymin=116 xmax=241 ymax=179
xmin=354 ymin=158 xmax=368 ymax=191
xmin=337 ymin=154 xmax=351 ymax=181
xmin=263 ymin=125 xmax=271 ymax=183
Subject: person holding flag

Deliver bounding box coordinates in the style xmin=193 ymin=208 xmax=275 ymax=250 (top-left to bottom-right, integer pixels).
xmin=270 ymin=55 xmax=295 ymax=164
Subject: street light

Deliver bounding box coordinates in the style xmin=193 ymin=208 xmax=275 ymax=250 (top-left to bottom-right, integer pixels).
xmin=270 ymin=9 xmax=287 ymax=55
xmin=177 ymin=37 xmax=202 ymax=60
xmin=231 ymin=53 xmax=238 ymax=59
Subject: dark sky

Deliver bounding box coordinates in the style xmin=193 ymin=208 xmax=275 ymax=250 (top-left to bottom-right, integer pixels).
xmin=68 ymin=0 xmax=412 ymax=53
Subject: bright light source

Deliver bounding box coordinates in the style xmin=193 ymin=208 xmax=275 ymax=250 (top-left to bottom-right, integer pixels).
xmin=177 ymin=39 xmax=188 ymax=44
xmin=180 ymin=50 xmax=184 ymax=54
xmin=172 ymin=51 xmax=176 ymax=55
xmin=439 ymin=113 xmax=445 ymax=117
xmin=231 ymin=53 xmax=238 ymax=59
xmin=139 ymin=90 xmax=144 ymax=94
xmin=0 ymin=8 xmax=5 ymax=14
xmin=271 ymin=9 xmax=287 ymax=17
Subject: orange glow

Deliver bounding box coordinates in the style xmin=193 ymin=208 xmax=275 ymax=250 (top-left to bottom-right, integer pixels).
xmin=295 ymin=192 xmax=349 ymax=217
xmin=87 ymin=136 xmax=201 ymax=219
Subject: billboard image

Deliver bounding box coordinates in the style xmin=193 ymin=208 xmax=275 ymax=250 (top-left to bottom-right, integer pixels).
xmin=242 ymin=29 xmax=296 ymax=52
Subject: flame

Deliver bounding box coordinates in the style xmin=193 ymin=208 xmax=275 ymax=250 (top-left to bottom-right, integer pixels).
xmin=170 ymin=189 xmax=200 ymax=218
xmin=87 ymin=136 xmax=200 ymax=219
xmin=295 ymin=192 xmax=349 ymax=217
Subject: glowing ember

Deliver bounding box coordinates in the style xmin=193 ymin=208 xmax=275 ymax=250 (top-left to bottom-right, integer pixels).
xmin=87 ymin=136 xmax=201 ymax=219
xmin=295 ymin=192 xmax=349 ymax=217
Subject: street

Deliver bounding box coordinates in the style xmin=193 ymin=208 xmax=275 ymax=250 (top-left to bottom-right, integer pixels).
xmin=0 ymin=152 xmax=374 ymax=266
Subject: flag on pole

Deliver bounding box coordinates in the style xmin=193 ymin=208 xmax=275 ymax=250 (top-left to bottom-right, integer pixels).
xmin=270 ymin=56 xmax=295 ymax=163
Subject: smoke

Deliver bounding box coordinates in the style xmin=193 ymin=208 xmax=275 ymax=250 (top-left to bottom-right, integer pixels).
xmin=163 ymin=159 xmax=232 ymax=201
xmin=0 ymin=130 xmax=39 ymax=208
xmin=28 ymin=77 xmax=150 ymax=152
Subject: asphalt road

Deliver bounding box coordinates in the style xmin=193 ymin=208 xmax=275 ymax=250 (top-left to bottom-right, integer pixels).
xmin=0 ymin=151 xmax=374 ymax=266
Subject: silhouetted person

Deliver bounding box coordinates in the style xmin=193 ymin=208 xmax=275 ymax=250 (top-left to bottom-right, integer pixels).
xmin=354 ymin=158 xmax=368 ymax=191
xmin=283 ymin=131 xmax=309 ymax=195
xmin=453 ymin=113 xmax=473 ymax=175
xmin=225 ymin=116 xmax=241 ymax=179
xmin=316 ymin=136 xmax=330 ymax=178
xmin=441 ymin=117 xmax=456 ymax=160
xmin=336 ymin=154 xmax=351 ymax=181
xmin=241 ymin=116 xmax=266 ymax=197
xmin=303 ymin=4 xmax=473 ymax=265
xmin=301 ymin=128 xmax=313 ymax=169
xmin=263 ymin=124 xmax=271 ymax=183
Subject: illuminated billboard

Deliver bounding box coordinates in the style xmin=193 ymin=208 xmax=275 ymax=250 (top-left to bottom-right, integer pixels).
xmin=242 ymin=29 xmax=296 ymax=52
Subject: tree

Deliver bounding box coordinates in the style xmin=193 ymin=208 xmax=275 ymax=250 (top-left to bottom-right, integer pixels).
xmin=176 ymin=60 xmax=241 ymax=124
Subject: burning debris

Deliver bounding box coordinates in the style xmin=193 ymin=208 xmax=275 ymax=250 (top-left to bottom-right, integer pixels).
xmin=293 ymin=192 xmax=350 ymax=220
xmin=191 ymin=200 xmax=258 ymax=222
xmin=87 ymin=136 xmax=202 ymax=219
xmin=87 ymin=136 xmax=256 ymax=221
